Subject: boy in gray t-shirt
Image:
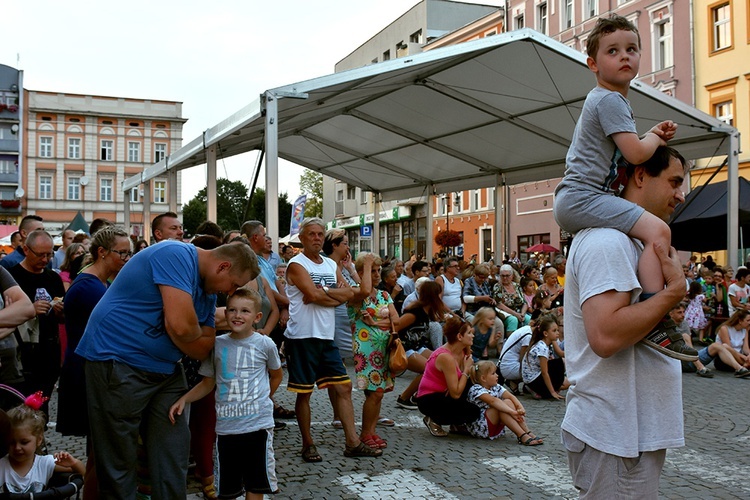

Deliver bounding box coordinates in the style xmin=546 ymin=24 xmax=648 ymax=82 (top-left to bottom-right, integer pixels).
xmin=553 ymin=14 xmax=696 ymax=361
xmin=170 ymin=287 xmax=283 ymax=497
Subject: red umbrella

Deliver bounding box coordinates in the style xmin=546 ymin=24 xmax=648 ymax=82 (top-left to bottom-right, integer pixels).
xmin=526 ymin=243 xmax=559 ymax=253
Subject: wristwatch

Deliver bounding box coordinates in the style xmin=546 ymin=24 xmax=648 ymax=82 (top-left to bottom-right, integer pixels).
xmin=322 ymin=286 xmax=330 ymax=295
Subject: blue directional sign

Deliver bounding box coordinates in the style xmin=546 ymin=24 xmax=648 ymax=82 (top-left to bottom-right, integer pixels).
xmin=360 ymin=225 xmax=372 ymax=239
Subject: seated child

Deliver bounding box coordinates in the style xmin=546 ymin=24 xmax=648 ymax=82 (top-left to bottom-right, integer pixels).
xmin=0 ymin=393 xmax=85 ymax=494
xmin=553 ymin=14 xmax=696 ymax=361
xmin=470 ymin=307 xmax=499 ymax=361
xmin=170 ymin=287 xmax=283 ymax=500
xmin=467 ymin=361 xmax=542 ymax=446
xmin=522 ymin=315 xmax=569 ymax=401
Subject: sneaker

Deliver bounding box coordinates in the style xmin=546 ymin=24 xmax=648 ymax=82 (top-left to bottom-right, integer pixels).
xmin=640 ymin=319 xmax=699 ymax=362
xmin=734 ymin=367 xmax=750 ymax=378
xmin=274 ymin=420 xmax=287 ymax=431
xmin=396 ymin=395 xmax=418 ymax=410
xmin=696 ymin=368 xmax=714 ymax=378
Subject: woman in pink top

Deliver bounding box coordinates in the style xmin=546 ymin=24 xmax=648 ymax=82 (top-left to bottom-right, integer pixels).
xmin=416 ymin=315 xmax=480 ymax=437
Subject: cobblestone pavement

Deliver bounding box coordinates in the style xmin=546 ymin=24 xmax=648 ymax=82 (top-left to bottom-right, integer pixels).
xmin=45 ymin=364 xmax=750 ymax=499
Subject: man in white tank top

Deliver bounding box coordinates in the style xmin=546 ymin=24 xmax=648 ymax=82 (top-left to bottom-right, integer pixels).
xmin=285 ymin=218 xmax=382 ymax=462
xmin=436 ymin=257 xmax=464 ymax=315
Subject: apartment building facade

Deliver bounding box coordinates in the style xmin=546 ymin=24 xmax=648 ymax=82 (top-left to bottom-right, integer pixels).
xmin=0 ymin=65 xmax=23 ymax=225
xmin=23 ymin=91 xmax=186 ymax=238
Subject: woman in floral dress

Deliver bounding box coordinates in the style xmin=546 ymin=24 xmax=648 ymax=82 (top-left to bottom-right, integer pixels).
xmin=347 ymin=252 xmax=399 ymax=450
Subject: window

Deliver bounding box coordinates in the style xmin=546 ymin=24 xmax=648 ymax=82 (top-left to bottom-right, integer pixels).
xmin=336 ymin=189 xmax=343 ymax=202
xmin=654 ymin=18 xmax=673 ymax=69
xmin=714 ymin=100 xmax=734 ymax=125
xmin=100 ymin=178 xmax=113 ymax=202
xmin=127 ymin=141 xmax=141 ymax=162
xmin=154 ymin=180 xmax=166 ymax=203
xmin=101 ymin=140 xmax=113 ymax=161
xmin=584 ymin=0 xmax=597 ymax=19
xmin=472 ymin=190 xmax=480 ymax=211
xmin=347 ymin=185 xmax=356 ymax=200
xmin=360 ymin=190 xmax=368 ymax=204
xmin=154 ymin=143 xmax=166 ymax=163
xmin=537 ymin=2 xmax=548 ymax=35
xmin=0 ymin=160 xmax=15 ymax=174
xmin=710 ymin=2 xmax=732 ymax=52
xmin=130 ymin=187 xmax=140 ymax=203
xmin=515 ymin=14 xmax=525 ymax=29
xmin=68 ymin=138 xmax=81 ymax=159
xmin=67 ymin=177 xmax=80 ymax=200
xmin=410 ymin=30 xmax=422 ymax=43
xmin=382 ymin=50 xmax=391 ymax=61
xmin=562 ymin=0 xmax=574 ymax=29
xmin=39 ymin=137 xmax=52 ymax=158
xmin=39 ymin=176 xmax=52 ymax=200
xmin=489 ymin=187 xmax=496 ymax=209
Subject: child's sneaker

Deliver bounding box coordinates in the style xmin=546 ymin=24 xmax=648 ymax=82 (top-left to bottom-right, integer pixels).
xmin=640 ymin=318 xmax=699 ymax=362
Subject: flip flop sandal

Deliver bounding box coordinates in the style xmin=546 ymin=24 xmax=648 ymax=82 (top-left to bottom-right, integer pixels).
xmin=377 ymin=416 xmax=395 ymax=427
xmin=361 ymin=434 xmax=387 ymax=449
xmin=344 ymin=441 xmax=383 ymax=458
xmin=273 ymin=405 xmax=296 ymax=419
xmin=423 ymin=416 xmax=447 ymax=437
xmin=517 ymin=432 xmax=544 ymax=446
xmin=301 ymin=444 xmax=322 ymax=463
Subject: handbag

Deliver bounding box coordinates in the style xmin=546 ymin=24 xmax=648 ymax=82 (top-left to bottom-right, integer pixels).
xmin=388 ymin=316 xmax=408 ymax=373
xmin=388 ymin=336 xmax=408 ymax=373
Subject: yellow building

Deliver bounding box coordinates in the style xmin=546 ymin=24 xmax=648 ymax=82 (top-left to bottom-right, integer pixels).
xmin=694 ymin=1 xmax=749 ymax=182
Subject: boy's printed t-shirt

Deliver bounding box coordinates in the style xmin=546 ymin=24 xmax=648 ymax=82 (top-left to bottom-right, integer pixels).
xmin=200 ymin=333 xmax=281 ymax=435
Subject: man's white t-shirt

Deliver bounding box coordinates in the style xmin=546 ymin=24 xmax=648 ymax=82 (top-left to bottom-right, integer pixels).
xmin=561 ymin=228 xmax=684 ymax=458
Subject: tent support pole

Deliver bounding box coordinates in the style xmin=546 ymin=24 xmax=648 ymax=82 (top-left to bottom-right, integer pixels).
xmin=142 ymin=181 xmax=151 ymax=244
xmin=206 ymin=145 xmax=217 ymax=223
xmin=728 ymin=131 xmax=740 ymax=269
xmin=427 ymin=187 xmax=434 ymax=261
xmin=264 ymin=92 xmax=280 ymax=244
xmin=494 ymin=174 xmax=504 ymax=263
xmin=373 ymin=193 xmax=381 ymax=257
xmin=124 ymin=189 xmax=131 ymax=237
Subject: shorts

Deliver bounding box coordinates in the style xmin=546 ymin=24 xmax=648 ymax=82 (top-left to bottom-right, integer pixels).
xmin=285 ymin=337 xmax=350 ymax=393
xmin=486 ymin=414 xmax=505 ymax=439
xmin=405 ymin=346 xmax=429 ymax=358
xmin=697 ymin=346 xmax=714 ymax=366
xmin=217 ymin=430 xmax=277 ymax=497
xmin=554 ymin=185 xmax=644 ymax=234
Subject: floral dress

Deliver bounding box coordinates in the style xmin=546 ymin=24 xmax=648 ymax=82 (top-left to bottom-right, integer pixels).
xmin=493 ymin=282 xmax=525 ymax=313
xmin=347 ymin=290 xmax=395 ymax=392
xmin=685 ymin=293 xmax=708 ymax=330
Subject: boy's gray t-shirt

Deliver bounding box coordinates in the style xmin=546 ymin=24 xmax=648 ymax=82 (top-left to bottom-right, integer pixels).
xmin=561 ymin=228 xmax=684 ymax=458
xmin=200 ymin=332 xmax=281 ymax=435
xmin=558 ymin=86 xmax=638 ymax=195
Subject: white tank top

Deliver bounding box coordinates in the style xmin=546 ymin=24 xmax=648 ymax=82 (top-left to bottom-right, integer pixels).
xmin=720 ymin=325 xmax=747 ymax=353
xmin=441 ymin=275 xmax=463 ymax=311
xmin=285 ymin=253 xmax=338 ymax=340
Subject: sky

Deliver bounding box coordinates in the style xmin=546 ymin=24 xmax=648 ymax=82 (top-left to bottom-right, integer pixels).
xmin=3 ymin=0 xmax=495 ymax=205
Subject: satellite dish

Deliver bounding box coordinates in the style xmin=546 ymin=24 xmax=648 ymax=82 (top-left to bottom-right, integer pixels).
xmin=79 ymin=176 xmax=89 ymax=186
xmin=14 ymin=188 xmax=24 ymax=199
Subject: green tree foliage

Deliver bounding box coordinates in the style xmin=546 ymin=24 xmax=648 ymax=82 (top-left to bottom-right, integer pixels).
xmin=183 ymin=179 xmax=293 ymax=237
xmin=299 ymin=169 xmax=323 ymax=218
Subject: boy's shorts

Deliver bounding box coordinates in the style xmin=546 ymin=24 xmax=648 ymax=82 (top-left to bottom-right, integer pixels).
xmin=554 ymin=185 xmax=644 ymax=234
xmin=217 ymin=429 xmax=277 ymax=498
xmin=285 ymin=337 xmax=350 ymax=393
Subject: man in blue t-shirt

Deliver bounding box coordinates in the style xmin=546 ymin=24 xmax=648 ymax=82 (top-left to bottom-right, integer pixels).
xmin=77 ymin=240 xmax=258 ymax=499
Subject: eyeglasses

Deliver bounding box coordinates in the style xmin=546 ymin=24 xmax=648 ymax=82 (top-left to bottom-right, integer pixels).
xmin=475 ymin=274 xmax=487 ymax=279
xmin=448 ymin=264 xmax=460 ymax=268
xmin=500 ymin=274 xmax=513 ymax=278
xmin=27 ymin=247 xmax=54 ymax=260
xmin=111 ymin=249 xmax=133 ymax=260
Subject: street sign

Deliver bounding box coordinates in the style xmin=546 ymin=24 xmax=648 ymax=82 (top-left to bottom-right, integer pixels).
xmin=360 ymin=225 xmax=372 ymax=239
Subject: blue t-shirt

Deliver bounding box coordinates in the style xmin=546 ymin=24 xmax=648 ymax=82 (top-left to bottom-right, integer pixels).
xmin=76 ymin=241 xmax=216 ymax=374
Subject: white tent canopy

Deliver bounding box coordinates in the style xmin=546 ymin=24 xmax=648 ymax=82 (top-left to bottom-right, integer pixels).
xmin=122 ymin=29 xmax=740 ymax=262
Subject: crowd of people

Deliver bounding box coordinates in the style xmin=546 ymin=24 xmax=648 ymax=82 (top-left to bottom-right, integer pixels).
xmin=0 ymin=198 xmax=747 ymax=499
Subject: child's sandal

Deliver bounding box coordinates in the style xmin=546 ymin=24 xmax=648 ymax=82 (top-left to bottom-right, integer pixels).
xmin=517 ymin=432 xmax=543 ymax=446
xmin=200 ymin=475 xmax=218 ymax=500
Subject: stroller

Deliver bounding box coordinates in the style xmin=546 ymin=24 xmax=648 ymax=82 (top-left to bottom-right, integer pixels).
xmin=0 ymin=384 xmax=83 ymax=499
